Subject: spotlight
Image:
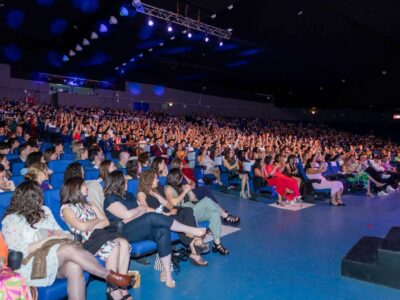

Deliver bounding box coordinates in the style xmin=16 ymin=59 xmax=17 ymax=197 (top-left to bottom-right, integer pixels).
xmin=227 ymin=28 xmax=233 ymax=32
xmin=120 ymin=6 xmax=129 ymax=16
xmin=62 ymin=55 xmax=69 ymax=62
xmin=169 ymin=102 xmax=173 ymax=107
xmin=219 ymin=40 xmax=224 ymax=46
xmin=167 ymin=24 xmax=173 ymax=32
xmin=115 ymin=66 xmax=119 ymax=70
xmin=75 ymin=44 xmax=83 ymax=51
xmin=204 ymin=35 xmax=209 ymax=42
xmin=69 ymin=50 xmax=75 ymax=56
xmin=91 ymin=31 xmax=98 ymax=39
xmin=148 ymin=48 xmax=153 ymax=52
xmin=227 ymin=4 xmax=234 ymax=10
xmin=187 ymin=31 xmax=192 ymax=38
xmin=99 ymin=24 xmax=108 ymax=33
xmin=210 ymin=14 xmax=216 ymax=19
xmin=122 ymin=62 xmax=127 ymax=66
xmin=159 ymin=42 xmax=164 ymax=46
xmin=138 ymin=53 xmax=144 ymax=57
xmin=82 ymin=38 xmax=90 ymax=46
xmin=130 ymin=57 xmax=135 ymax=62
xmin=170 ymin=36 xmax=175 ymax=40
xmin=148 ymin=18 xmax=154 ymax=26
xmin=109 ymin=16 xmax=118 ymax=25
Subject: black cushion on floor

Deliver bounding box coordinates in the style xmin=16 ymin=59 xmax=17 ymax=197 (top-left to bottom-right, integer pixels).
xmin=380 ymin=226 xmax=400 ymax=251
xmin=343 ymin=236 xmax=382 ymax=264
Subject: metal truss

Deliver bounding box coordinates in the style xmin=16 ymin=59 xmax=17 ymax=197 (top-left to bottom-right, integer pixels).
xmin=131 ymin=1 xmax=232 ymax=40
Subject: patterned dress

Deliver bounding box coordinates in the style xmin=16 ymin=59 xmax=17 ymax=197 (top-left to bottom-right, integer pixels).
xmin=60 ymin=203 xmax=116 ymax=261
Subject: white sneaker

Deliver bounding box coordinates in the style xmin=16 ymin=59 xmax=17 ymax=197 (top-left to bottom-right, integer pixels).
xmin=378 ymin=191 xmax=389 ymax=196
xmin=386 ymin=185 xmax=396 ymax=193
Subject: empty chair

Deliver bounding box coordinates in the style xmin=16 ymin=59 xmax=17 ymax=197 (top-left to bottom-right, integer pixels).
xmin=48 ymin=160 xmax=74 ymax=173
xmin=50 ymin=172 xmax=64 ymax=189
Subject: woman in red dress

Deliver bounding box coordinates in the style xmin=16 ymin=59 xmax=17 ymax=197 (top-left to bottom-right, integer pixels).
xmin=264 ymin=155 xmax=301 ymax=205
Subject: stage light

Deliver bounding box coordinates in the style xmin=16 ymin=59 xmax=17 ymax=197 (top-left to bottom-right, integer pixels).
xmin=205 ymin=35 xmax=209 ymax=42
xmin=170 ymin=36 xmax=175 ymax=40
xmin=62 ymin=55 xmax=69 ymax=62
xmin=219 ymin=40 xmax=224 ymax=46
xmin=122 ymin=62 xmax=127 ymax=66
xmin=159 ymin=42 xmax=164 ymax=46
xmin=109 ymin=16 xmax=118 ymax=25
xmin=69 ymin=50 xmax=75 ymax=56
xmin=148 ymin=48 xmax=153 ymax=52
xmin=169 ymin=102 xmax=173 ymax=107
xmin=227 ymin=28 xmax=233 ymax=32
xmin=115 ymin=66 xmax=119 ymax=70
xmin=139 ymin=53 xmax=144 ymax=57
xmin=91 ymin=31 xmax=99 ymax=39
xmin=167 ymin=23 xmax=173 ymax=32
xmin=120 ymin=6 xmax=129 ymax=16
xmin=148 ymin=18 xmax=154 ymax=26
xmin=130 ymin=57 xmax=135 ymax=62
xmin=82 ymin=38 xmax=90 ymax=46
xmin=298 ymin=10 xmax=303 ymax=16
xmin=210 ymin=14 xmax=216 ymax=19
xmin=187 ymin=31 xmax=192 ymax=38
xmin=382 ymin=70 xmax=387 ymax=75
xmin=75 ymin=44 xmax=83 ymax=51
xmin=342 ymin=79 xmax=346 ymax=83
xmin=99 ymin=24 xmax=108 ymax=33
xmin=227 ymin=4 xmax=234 ymax=10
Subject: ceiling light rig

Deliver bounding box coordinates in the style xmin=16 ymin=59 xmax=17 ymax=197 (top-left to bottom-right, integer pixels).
xmin=131 ymin=1 xmax=231 ymax=40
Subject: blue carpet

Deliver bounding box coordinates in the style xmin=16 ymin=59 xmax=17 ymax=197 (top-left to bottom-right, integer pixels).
xmin=86 ymin=191 xmax=400 ymax=300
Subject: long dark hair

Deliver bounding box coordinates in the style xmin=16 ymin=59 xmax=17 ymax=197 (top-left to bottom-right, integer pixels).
xmin=61 ymin=177 xmax=85 ymax=205
xmin=151 ymin=157 xmax=164 ymax=176
xmin=104 ymin=170 xmax=126 ymax=198
xmin=166 ymin=168 xmax=184 ymax=194
xmin=264 ymin=155 xmax=273 ymax=165
xmin=4 ymin=181 xmax=46 ymax=228
xmin=64 ymin=162 xmax=83 ymax=182
xmin=126 ymin=159 xmax=139 ymax=179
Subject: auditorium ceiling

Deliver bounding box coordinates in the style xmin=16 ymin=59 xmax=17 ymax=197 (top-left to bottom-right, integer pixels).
xmin=1 ymin=0 xmax=400 ymax=108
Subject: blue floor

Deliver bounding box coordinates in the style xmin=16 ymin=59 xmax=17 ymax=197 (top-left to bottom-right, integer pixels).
xmin=87 ymin=191 xmax=400 ymax=300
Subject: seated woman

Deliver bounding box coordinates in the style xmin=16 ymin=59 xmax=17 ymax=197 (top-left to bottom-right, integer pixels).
xmin=0 ymin=154 xmax=12 ymax=178
xmin=237 ymin=148 xmax=251 ymax=199
xmin=264 ymin=155 xmax=301 ymax=205
xmin=222 ymin=149 xmax=245 ymax=194
xmin=138 ymin=152 xmax=151 ymax=172
xmin=1 ymin=181 xmax=133 ymax=300
xmin=43 ymin=148 xmax=58 ymax=163
xmin=284 ymin=155 xmax=302 ymax=188
xmin=60 ymin=177 xmax=132 ymax=300
xmin=165 ymin=168 xmax=237 ymax=256
xmin=103 ymin=170 xmax=206 ymax=288
xmin=305 ymin=153 xmax=345 ymax=206
xmin=24 ymin=162 xmax=52 ymax=191
xmin=125 ymin=159 xmax=140 ymax=180
xmin=197 ymin=147 xmax=223 ymax=185
xmin=137 ymin=170 xmax=208 ymax=266
xmin=151 ymin=157 xmax=168 ymax=177
xmin=0 ymin=164 xmax=15 ymax=192
xmin=20 ymin=152 xmax=49 ymax=176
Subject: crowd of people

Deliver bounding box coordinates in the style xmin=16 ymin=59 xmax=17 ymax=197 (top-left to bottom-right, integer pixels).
xmin=0 ymin=101 xmax=400 ymax=299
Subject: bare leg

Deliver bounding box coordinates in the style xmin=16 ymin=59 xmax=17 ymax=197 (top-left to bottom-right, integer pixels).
xmin=160 ymin=254 xmax=175 ymax=287
xmin=57 ymin=244 xmax=109 ymax=279
xmin=170 ymin=220 xmax=206 ymax=237
xmin=57 ymin=261 xmax=85 ymax=300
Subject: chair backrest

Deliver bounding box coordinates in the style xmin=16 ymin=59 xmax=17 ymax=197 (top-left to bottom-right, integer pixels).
xmin=61 ymin=153 xmax=76 ymax=160
xmin=9 ymin=175 xmax=24 ymax=187
xmin=11 ymin=162 xmax=24 ymax=176
xmin=158 ymin=176 xmax=167 ymax=186
xmin=329 ymin=161 xmax=341 ymax=174
xmin=40 ymin=142 xmax=53 ymax=153
xmin=48 ymin=160 xmax=74 ymax=173
xmin=43 ymin=189 xmax=69 ymax=231
xmin=297 ymin=162 xmax=309 ymax=181
xmin=84 ymin=169 xmax=99 ymax=180
xmin=50 ymin=172 xmax=65 ymax=189
xmin=127 ymin=179 xmax=139 ymax=196
xmin=6 ymin=154 xmax=18 ymax=161
xmin=0 ymin=192 xmax=13 ymax=229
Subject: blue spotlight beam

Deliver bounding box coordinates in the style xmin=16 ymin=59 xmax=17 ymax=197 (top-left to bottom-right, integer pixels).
xmin=131 ymin=1 xmax=231 ymax=40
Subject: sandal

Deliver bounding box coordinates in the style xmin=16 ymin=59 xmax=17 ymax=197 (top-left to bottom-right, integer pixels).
xmin=222 ymin=214 xmax=240 ymax=226
xmin=119 ymin=289 xmax=133 ymax=300
xmin=212 ymin=242 xmax=229 ymax=255
xmin=194 ymin=241 xmax=210 ymax=255
xmin=106 ymin=285 xmax=120 ymax=300
xmin=165 ymin=280 xmax=176 ymax=288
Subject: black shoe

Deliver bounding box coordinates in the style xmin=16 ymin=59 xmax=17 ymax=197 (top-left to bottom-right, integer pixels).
xmin=212 ymin=242 xmax=229 ymax=255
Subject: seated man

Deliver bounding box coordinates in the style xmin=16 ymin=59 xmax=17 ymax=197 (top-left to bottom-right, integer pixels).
xmin=115 ymin=151 xmax=129 ymax=169
xmin=87 ymin=148 xmax=104 ymax=170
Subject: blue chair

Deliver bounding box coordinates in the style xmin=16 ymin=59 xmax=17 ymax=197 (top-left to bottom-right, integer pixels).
xmin=127 ymin=179 xmax=139 ymax=196
xmin=158 ymin=176 xmax=167 ymax=186
xmin=9 ymin=175 xmax=24 ymax=187
xmin=43 ymin=189 xmax=69 ymax=231
xmin=0 ymin=192 xmax=13 ymax=226
xmin=219 ymin=165 xmax=240 ymax=187
xmin=6 ymin=154 xmax=18 ymax=161
xmin=328 ymin=161 xmax=342 ymax=174
xmin=84 ymin=169 xmax=100 ymax=180
xmin=297 ymin=163 xmax=330 ymax=199
xmin=40 ymin=142 xmax=53 ymax=153
xmin=48 ymin=160 xmax=74 ymax=174
xmin=50 ymin=172 xmax=65 ymax=189
xmin=141 ymin=166 xmax=151 ymax=172
xmin=61 ymin=153 xmax=76 ymax=160
xmin=76 ymin=159 xmax=91 ymax=169
xmin=11 ymin=162 xmax=24 ymax=176
xmin=248 ymin=171 xmax=278 ymax=200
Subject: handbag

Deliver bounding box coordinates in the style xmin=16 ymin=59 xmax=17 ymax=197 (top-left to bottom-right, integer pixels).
xmin=82 ymin=228 xmax=123 ymax=255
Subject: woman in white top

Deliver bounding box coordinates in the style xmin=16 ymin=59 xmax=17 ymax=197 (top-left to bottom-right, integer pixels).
xmin=305 ymin=153 xmax=345 ymax=206
xmin=1 ymin=181 xmax=133 ymax=300
xmin=197 ymin=147 xmax=222 ymax=185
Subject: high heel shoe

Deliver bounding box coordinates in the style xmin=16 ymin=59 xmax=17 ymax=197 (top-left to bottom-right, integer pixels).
xmin=240 ymin=192 xmax=248 ymax=199
xmin=212 ymin=242 xmax=229 ymax=255
xmin=186 ymin=227 xmax=207 ymax=239
xmin=329 ymin=201 xmax=340 ymax=207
